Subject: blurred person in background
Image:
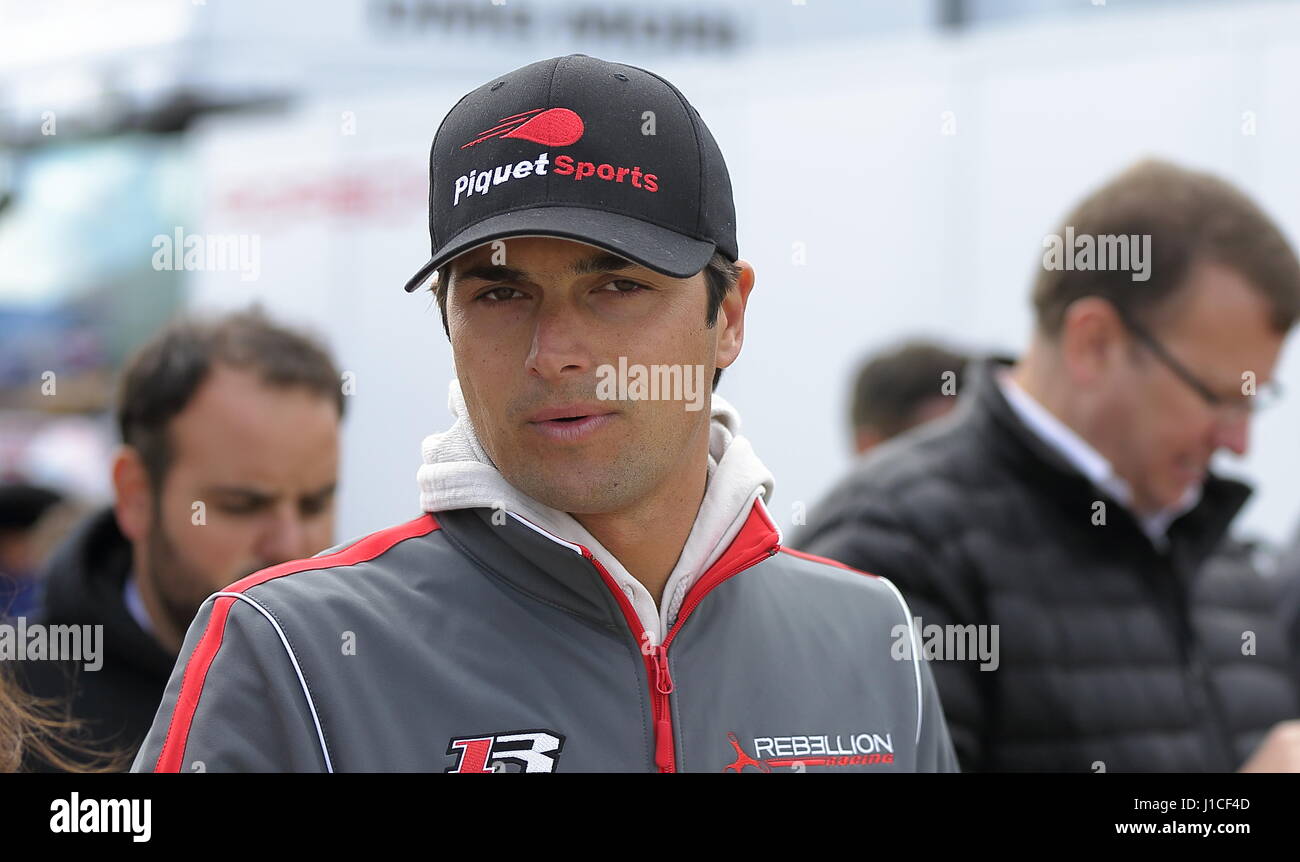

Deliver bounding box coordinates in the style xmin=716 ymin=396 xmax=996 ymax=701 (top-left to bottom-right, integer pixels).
xmin=13 ymin=308 xmax=344 ymax=771
xmin=849 ymin=341 xmax=968 ymax=455
xmin=796 ymin=159 xmax=1300 ymax=772
xmin=0 ymin=483 xmax=65 ymax=619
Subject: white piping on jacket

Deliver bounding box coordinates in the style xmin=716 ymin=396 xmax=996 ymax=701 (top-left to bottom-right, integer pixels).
xmin=211 ymin=591 xmax=335 ymax=773
xmin=875 ymin=578 xmax=924 ymax=747
xmin=505 ymin=511 xmax=585 ymax=557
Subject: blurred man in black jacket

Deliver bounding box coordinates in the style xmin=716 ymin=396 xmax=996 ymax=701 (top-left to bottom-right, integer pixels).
xmin=797 ymin=160 xmax=1300 ymax=772
xmin=15 ymin=309 xmax=344 ymax=770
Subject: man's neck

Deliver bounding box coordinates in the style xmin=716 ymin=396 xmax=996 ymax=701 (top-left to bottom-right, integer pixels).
xmin=572 ymin=441 xmax=711 ymax=608
xmin=1009 ymin=351 xmax=1163 ymax=519
xmin=1009 ymin=354 xmax=1081 ymax=437
xmin=128 ymin=554 xmax=186 ymax=656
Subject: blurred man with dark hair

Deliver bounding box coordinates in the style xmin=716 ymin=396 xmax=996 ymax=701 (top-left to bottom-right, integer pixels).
xmin=14 ymin=308 xmax=344 ymax=770
xmin=798 ymin=159 xmax=1300 ymax=771
xmin=849 ymin=341 xmax=967 ymax=454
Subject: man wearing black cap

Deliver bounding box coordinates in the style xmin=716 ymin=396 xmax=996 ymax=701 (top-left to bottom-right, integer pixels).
xmin=133 ymin=55 xmax=957 ymax=773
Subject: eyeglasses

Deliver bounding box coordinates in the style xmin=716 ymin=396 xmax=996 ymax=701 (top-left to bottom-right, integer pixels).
xmin=1117 ymin=311 xmax=1282 ymax=420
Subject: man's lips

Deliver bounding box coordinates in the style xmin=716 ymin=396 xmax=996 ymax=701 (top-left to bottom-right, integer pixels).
xmin=527 ymin=403 xmax=614 ymax=423
xmin=526 ymin=404 xmax=618 ymax=441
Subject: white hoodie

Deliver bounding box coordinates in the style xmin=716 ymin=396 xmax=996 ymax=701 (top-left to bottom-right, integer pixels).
xmin=417 ymin=380 xmax=776 ymax=644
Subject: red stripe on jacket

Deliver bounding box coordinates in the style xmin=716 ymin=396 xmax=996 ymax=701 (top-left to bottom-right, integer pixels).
xmin=779 ymin=546 xmax=881 ymax=578
xmin=153 ymin=513 xmax=441 ymax=772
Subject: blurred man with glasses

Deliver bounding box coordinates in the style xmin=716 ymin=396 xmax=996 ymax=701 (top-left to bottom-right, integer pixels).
xmin=797 ymin=159 xmax=1300 ymax=772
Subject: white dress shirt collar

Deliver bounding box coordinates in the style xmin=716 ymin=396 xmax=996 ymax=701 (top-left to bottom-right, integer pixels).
xmin=995 ymin=367 xmax=1200 ymax=547
xmin=123 ymin=571 xmax=156 ymax=636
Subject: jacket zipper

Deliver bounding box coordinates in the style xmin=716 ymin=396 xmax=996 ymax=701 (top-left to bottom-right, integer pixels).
xmin=650 ymin=644 xmax=675 ymax=771
xmin=581 ymin=542 xmax=780 ymax=772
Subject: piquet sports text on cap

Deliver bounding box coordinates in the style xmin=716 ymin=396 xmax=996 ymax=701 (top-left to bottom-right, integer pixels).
xmin=402 ymin=53 xmax=738 ymax=292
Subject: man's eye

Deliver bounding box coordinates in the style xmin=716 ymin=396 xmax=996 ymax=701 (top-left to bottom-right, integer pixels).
xmin=477 ymin=286 xmax=526 ymax=302
xmin=300 ymin=496 xmax=333 ymax=517
xmin=598 ymin=279 xmax=649 ymax=296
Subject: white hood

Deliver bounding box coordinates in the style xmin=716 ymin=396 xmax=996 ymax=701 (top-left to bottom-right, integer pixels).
xmin=417 ymin=380 xmax=776 ymax=643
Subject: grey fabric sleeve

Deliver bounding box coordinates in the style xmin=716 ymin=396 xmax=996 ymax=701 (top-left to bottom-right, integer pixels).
xmin=130 ymin=593 xmax=330 ymax=773
xmin=916 ymin=651 xmax=961 ymax=772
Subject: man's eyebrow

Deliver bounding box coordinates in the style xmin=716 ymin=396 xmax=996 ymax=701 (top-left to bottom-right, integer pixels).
xmin=453 ymin=252 xmax=637 ymax=285
xmin=569 ymin=252 xmax=637 ymax=277
xmin=453 ymin=263 xmax=530 ymax=284
xmin=201 ymin=486 xmax=274 ymax=503
xmin=199 ymin=482 xmax=337 ymax=503
xmin=301 ymin=481 xmax=337 ymax=501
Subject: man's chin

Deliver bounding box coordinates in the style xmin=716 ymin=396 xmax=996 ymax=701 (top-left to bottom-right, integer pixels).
xmin=524 ymin=487 xmax=621 ymax=516
xmin=1149 ymin=479 xmax=1202 ymax=514
xmin=1173 ymin=465 xmax=1208 ymax=497
xmin=503 ymin=470 xmax=640 ymax=516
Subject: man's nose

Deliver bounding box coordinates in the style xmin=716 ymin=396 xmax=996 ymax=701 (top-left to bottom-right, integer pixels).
xmin=254 ymin=506 xmax=308 ymax=565
xmin=526 ymin=304 xmax=593 ymax=380
xmin=1214 ymin=409 xmax=1250 ymax=456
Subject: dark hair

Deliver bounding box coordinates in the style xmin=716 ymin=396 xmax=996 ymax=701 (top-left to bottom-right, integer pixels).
xmin=0 ymin=484 xmax=62 ymax=531
xmin=117 ymin=307 xmax=345 ymax=493
xmin=431 ymin=249 xmax=741 ymax=390
xmin=1033 ymin=159 xmax=1300 ymax=337
xmin=702 ymin=252 xmax=741 ymax=389
xmin=850 ymin=341 xmax=967 ymax=439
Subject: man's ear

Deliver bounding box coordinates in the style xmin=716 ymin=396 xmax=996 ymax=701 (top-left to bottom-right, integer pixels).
xmin=714 ymin=260 xmax=755 ymax=373
xmin=1058 ymin=296 xmax=1125 ymax=386
xmin=112 ymin=445 xmax=154 ymax=544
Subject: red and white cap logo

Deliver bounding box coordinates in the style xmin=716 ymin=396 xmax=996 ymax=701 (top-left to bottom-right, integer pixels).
xmin=461 ymin=107 xmax=585 ymax=150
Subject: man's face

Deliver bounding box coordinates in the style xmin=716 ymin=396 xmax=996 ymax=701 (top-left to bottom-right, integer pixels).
xmin=1100 ymin=261 xmax=1285 ymax=513
xmin=143 ymin=364 xmax=340 ymax=632
xmin=445 ymin=237 xmax=745 ymax=515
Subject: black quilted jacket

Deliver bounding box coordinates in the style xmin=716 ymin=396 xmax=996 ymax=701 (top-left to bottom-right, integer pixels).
xmin=795 ymin=358 xmax=1299 ymax=772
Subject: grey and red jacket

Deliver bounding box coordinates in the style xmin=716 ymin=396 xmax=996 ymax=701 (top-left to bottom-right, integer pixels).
xmin=130 ymin=499 xmax=958 ymax=773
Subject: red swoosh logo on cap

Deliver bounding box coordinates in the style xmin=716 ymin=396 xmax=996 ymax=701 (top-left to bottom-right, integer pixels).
xmin=461 ymin=107 xmax=585 ymax=149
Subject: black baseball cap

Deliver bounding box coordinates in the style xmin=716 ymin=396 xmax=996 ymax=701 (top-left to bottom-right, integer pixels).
xmin=402 ymin=54 xmax=737 ymax=293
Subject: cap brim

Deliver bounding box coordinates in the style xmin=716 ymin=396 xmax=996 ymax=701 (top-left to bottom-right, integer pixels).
xmin=401 ymin=206 xmax=717 ymax=292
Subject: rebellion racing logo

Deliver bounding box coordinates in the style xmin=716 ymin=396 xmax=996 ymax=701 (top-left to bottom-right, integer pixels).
xmin=722 ymin=730 xmax=895 ymax=772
